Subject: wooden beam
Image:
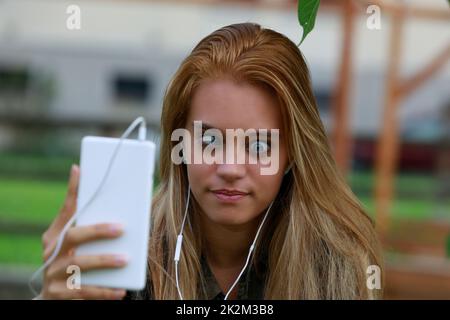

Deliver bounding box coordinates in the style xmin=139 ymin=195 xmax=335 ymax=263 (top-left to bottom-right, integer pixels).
xmin=357 ymin=0 xmax=450 ymax=21
xmin=397 ymin=44 xmax=450 ymax=98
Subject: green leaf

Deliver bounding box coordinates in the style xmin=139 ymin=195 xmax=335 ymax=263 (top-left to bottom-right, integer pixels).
xmin=297 ymin=0 xmax=321 ymax=45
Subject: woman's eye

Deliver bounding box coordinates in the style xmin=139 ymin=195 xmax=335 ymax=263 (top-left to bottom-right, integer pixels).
xmin=249 ymin=140 xmax=270 ymax=154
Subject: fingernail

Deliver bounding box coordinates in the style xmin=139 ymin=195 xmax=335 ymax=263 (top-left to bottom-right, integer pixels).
xmin=114 ymin=255 xmax=128 ymax=266
xmin=109 ymin=224 xmax=123 ymax=235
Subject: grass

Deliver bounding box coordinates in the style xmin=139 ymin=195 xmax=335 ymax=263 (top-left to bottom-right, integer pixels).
xmin=348 ymin=171 xmax=438 ymax=196
xmin=0 ymin=234 xmax=43 ymax=266
xmin=0 ymin=160 xmax=448 ymax=266
xmin=0 ymin=152 xmax=77 ymax=180
xmin=0 ymin=178 xmax=67 ymax=225
xmin=359 ymin=196 xmax=448 ymax=221
xmin=0 ymin=177 xmax=67 ymax=267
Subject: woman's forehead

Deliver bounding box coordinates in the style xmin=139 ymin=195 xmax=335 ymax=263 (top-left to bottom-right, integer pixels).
xmin=188 ymin=78 xmax=283 ymax=131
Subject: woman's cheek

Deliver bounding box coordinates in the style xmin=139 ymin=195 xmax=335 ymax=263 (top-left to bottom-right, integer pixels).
xmin=187 ymin=164 xmax=212 ymax=194
xmin=254 ymin=175 xmax=281 ymax=204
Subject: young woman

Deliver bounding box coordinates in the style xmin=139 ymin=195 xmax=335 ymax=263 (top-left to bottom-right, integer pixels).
xmin=39 ymin=23 xmax=383 ymax=300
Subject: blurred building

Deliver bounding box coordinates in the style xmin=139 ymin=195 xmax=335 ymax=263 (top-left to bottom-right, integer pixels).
xmin=0 ymin=0 xmax=449 ymax=165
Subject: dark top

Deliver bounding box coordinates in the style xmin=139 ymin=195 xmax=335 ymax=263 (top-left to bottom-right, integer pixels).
xmin=125 ymin=254 xmax=267 ymax=300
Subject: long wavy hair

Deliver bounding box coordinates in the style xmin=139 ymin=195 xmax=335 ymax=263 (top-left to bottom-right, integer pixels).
xmin=146 ymin=22 xmax=383 ymax=299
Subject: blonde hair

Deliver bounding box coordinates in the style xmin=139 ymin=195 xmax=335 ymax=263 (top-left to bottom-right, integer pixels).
xmin=147 ymin=22 xmax=383 ymax=299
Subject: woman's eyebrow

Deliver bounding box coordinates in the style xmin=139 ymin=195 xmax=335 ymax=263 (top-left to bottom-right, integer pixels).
xmin=191 ymin=121 xmax=278 ymax=140
xmin=193 ymin=122 xmax=217 ymax=131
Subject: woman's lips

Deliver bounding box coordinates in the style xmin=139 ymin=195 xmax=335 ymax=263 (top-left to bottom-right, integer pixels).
xmin=211 ymin=191 xmax=248 ymax=202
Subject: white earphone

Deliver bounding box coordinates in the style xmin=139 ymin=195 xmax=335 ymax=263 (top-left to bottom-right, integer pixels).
xmin=284 ymin=163 xmax=292 ymax=175
xmin=173 ymin=184 xmax=274 ymax=300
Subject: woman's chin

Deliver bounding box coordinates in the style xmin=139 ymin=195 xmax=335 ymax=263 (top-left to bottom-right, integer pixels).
xmin=204 ymin=210 xmax=255 ymax=227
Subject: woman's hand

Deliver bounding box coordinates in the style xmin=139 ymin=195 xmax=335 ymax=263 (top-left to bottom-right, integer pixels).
xmin=39 ymin=164 xmax=128 ymax=300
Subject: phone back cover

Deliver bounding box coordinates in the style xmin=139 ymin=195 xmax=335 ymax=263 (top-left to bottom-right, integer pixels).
xmin=75 ymin=136 xmax=155 ymax=290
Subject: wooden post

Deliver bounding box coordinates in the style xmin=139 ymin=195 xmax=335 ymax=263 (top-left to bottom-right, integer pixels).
xmin=332 ymin=0 xmax=355 ymax=176
xmin=374 ymin=9 xmax=404 ymax=239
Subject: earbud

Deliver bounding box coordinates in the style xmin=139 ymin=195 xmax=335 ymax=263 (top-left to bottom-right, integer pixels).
xmin=284 ymin=163 xmax=292 ymax=175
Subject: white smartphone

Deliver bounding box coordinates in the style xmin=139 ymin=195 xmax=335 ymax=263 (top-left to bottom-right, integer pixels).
xmin=75 ymin=136 xmax=156 ymax=291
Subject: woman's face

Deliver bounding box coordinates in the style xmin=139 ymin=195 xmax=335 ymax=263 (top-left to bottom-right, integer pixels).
xmin=184 ymin=78 xmax=289 ymax=227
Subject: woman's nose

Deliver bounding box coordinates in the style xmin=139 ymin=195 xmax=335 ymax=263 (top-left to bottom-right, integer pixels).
xmin=216 ymin=163 xmax=246 ymax=182
xmin=213 ymin=138 xmax=249 ymax=181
